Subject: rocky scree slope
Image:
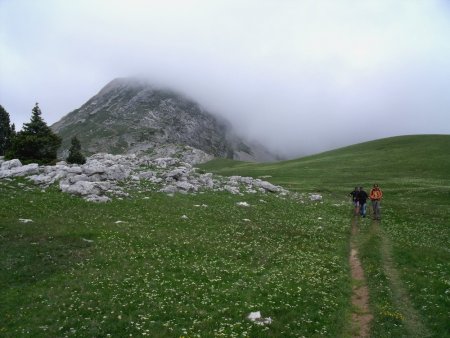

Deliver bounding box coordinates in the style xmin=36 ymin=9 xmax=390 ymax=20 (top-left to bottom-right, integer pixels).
xmin=52 ymin=78 xmax=273 ymax=161
xmin=0 ymin=147 xmax=316 ymax=203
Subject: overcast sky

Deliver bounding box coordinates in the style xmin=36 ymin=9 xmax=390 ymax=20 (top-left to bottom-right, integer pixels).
xmin=1 ymin=0 xmax=449 ymax=157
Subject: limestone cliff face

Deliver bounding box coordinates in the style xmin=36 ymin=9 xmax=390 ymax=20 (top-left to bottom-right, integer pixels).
xmin=53 ymin=78 xmax=272 ymax=161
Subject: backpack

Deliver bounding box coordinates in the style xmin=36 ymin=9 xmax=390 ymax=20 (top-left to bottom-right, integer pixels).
xmin=371 ymin=189 xmax=382 ymax=200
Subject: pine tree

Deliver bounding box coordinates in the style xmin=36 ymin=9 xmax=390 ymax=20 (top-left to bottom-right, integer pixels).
xmin=66 ymin=136 xmax=86 ymax=164
xmin=0 ymin=105 xmax=14 ymax=156
xmin=6 ymin=103 xmax=61 ymax=164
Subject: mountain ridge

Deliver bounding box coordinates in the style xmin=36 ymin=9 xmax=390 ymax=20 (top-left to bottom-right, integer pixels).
xmin=52 ymin=78 xmax=276 ymax=162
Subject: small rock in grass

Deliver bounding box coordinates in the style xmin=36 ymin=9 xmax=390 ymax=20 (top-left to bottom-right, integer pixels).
xmin=243 ymin=218 xmax=251 ymax=222
xmin=236 ymin=201 xmax=250 ymax=207
xmin=247 ymin=311 xmax=272 ymax=326
xmin=84 ymin=195 xmax=111 ymax=203
xmin=181 ymin=215 xmax=189 ymax=219
xmin=19 ymin=218 xmax=33 ymax=223
xmin=309 ymin=193 xmax=322 ymax=201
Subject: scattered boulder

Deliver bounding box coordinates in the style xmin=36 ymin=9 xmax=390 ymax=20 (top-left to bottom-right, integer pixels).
xmin=224 ymin=185 xmax=241 ymax=195
xmin=139 ymin=171 xmax=155 ymax=180
xmin=309 ymin=194 xmax=323 ymax=201
xmin=159 ymin=185 xmax=178 ymax=194
xmin=176 ymin=181 xmax=197 ymax=192
xmin=60 ymin=180 xmax=111 ymax=196
xmin=0 ymin=163 xmax=39 ymax=178
xmin=1 ymin=159 xmax=22 ymax=170
xmin=84 ymin=194 xmax=111 ymax=203
xmin=253 ymin=180 xmax=281 ymax=193
xmin=247 ymin=311 xmax=272 ymax=326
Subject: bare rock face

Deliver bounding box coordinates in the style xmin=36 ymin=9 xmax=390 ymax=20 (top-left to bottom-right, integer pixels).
xmin=52 ymin=78 xmax=276 ymax=161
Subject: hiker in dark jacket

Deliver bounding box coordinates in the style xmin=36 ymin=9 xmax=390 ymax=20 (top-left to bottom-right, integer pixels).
xmin=357 ymin=186 xmax=369 ymax=217
xmin=349 ymin=187 xmax=359 ymax=215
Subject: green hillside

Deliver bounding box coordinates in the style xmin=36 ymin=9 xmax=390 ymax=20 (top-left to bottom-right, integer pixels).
xmin=199 ymin=134 xmax=450 ymax=193
xmin=1 ymin=134 xmax=448 ymax=337
xmin=200 ymin=134 xmax=450 ymax=336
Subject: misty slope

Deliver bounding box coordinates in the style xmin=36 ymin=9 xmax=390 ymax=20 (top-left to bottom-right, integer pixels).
xmin=52 ymin=78 xmax=274 ymax=161
xmin=199 ymin=134 xmax=450 ymax=192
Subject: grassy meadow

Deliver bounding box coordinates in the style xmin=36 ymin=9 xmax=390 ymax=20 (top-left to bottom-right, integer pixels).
xmin=200 ymin=134 xmax=450 ymax=337
xmin=1 ymin=134 xmax=449 ymax=337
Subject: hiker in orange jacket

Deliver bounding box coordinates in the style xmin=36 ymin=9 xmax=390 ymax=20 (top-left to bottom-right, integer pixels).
xmin=370 ymin=184 xmax=383 ymax=220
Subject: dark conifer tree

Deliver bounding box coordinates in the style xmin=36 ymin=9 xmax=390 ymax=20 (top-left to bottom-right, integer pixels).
xmin=66 ymin=136 xmax=86 ymax=164
xmin=6 ymin=103 xmax=61 ymax=164
xmin=0 ymin=104 xmax=14 ymax=156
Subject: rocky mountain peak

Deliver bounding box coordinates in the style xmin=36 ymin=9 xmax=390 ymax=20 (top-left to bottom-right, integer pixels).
xmin=52 ymin=77 xmax=275 ymax=161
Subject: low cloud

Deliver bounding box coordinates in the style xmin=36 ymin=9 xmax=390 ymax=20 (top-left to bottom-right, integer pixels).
xmin=1 ymin=0 xmax=449 ymax=157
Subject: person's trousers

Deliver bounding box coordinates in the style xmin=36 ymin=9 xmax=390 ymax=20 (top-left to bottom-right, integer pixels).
xmin=372 ymin=200 xmax=381 ymax=219
xmin=360 ymin=203 xmax=367 ymax=216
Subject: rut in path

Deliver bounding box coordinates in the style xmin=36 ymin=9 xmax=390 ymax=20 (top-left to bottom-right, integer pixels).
xmin=349 ymin=217 xmax=373 ymax=338
xmin=372 ymin=221 xmax=431 ymax=338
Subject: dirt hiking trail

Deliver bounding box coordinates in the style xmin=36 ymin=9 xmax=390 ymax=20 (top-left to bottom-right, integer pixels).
xmin=349 ymin=216 xmax=431 ymax=338
xmin=350 ymin=217 xmax=373 ymax=337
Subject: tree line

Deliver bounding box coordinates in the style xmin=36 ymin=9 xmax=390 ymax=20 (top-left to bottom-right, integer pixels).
xmin=0 ymin=103 xmax=86 ymax=165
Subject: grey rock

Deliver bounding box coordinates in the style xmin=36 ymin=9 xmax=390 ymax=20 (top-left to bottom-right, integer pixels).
xmin=153 ymin=157 xmax=179 ymax=168
xmin=84 ymin=194 xmax=111 ymax=203
xmin=149 ymin=177 xmax=163 ymax=183
xmin=309 ymin=194 xmax=322 ymax=201
xmin=253 ymin=180 xmax=281 ymax=193
xmin=160 ymin=185 xmax=178 ymax=194
xmin=239 ymin=176 xmax=254 ymax=185
xmin=176 ymin=181 xmax=197 ymax=192
xmin=164 ymin=167 xmax=189 ymax=181
xmin=0 ymin=163 xmax=39 ymax=178
xmin=83 ymin=164 xmax=106 ymax=176
xmin=198 ymin=173 xmax=214 ymax=188
xmin=138 ymin=171 xmax=155 ymax=179
xmin=28 ymin=174 xmax=51 ymax=185
xmin=103 ymin=165 xmax=130 ymax=180
xmin=60 ymin=180 xmax=111 ymax=196
xmin=68 ymin=166 xmax=83 ymax=174
xmin=69 ymin=174 xmax=90 ymax=184
xmin=1 ymin=159 xmax=22 ymax=170
xmin=224 ymin=185 xmax=240 ymax=194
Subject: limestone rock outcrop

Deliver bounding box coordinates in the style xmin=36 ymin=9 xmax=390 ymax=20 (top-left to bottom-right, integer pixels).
xmin=0 ymin=148 xmax=289 ymax=202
